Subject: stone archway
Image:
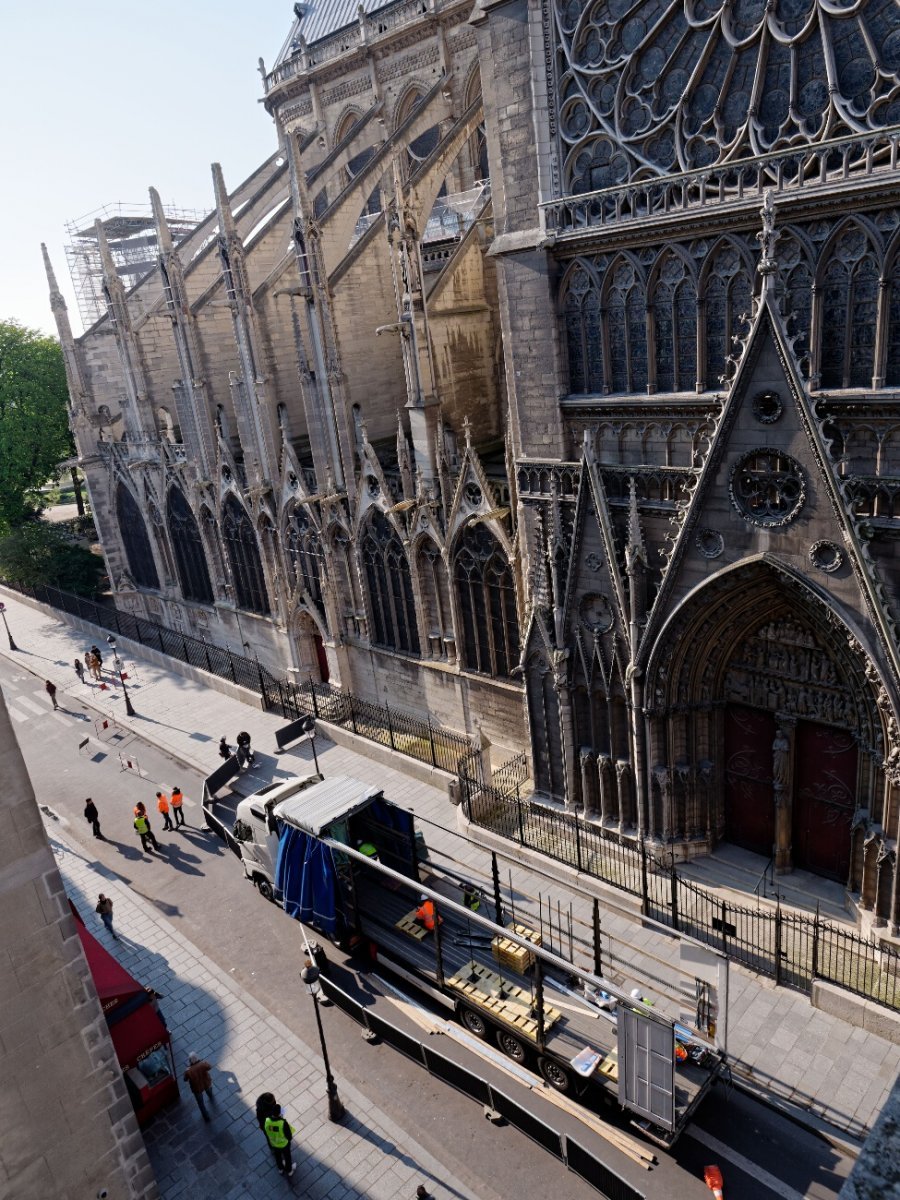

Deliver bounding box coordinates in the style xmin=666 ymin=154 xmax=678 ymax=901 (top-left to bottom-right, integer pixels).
xmin=292 ymin=609 xmax=329 ymax=684
xmin=645 ymin=561 xmax=888 ymax=887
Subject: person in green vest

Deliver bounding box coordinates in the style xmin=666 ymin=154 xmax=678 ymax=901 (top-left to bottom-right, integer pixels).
xmin=263 ymin=1102 xmax=295 ymax=1176
xmin=134 ymin=810 xmax=159 ymax=853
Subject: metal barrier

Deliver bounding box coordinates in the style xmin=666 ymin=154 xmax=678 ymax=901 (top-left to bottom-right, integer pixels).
xmin=461 ymin=777 xmax=900 ymax=1012
xmin=319 ymin=974 xmax=645 ymax=1200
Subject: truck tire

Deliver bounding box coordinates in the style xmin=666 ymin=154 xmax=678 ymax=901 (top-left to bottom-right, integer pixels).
xmin=459 ymin=1005 xmax=489 ymax=1039
xmin=538 ymin=1056 xmax=571 ymax=1093
xmin=256 ymin=878 xmax=275 ymax=903
xmin=496 ymin=1030 xmax=527 ymax=1063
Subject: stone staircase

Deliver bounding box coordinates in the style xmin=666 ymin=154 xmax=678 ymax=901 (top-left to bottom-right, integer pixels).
xmin=679 ymin=842 xmax=855 ymax=926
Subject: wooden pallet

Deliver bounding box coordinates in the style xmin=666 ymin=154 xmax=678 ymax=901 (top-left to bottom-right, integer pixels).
xmin=447 ymin=960 xmax=561 ymax=1040
xmin=395 ymin=908 xmax=429 ymax=941
xmin=491 ymin=922 xmax=541 ymax=972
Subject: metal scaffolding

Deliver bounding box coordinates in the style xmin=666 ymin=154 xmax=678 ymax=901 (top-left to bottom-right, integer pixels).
xmin=64 ymin=202 xmax=207 ymax=329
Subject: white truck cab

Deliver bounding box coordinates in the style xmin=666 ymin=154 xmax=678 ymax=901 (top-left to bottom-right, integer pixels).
xmin=232 ymin=773 xmax=322 ymax=900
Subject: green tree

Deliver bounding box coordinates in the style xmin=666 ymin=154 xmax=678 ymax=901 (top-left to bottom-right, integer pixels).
xmin=0 ymin=320 xmax=72 ymax=531
xmin=0 ymin=521 xmax=104 ymax=596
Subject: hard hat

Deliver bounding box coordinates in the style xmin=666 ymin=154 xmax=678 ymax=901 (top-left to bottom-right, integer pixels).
xmin=630 ymin=988 xmax=643 ymax=1000
xmin=420 ymin=894 xmax=428 ymax=902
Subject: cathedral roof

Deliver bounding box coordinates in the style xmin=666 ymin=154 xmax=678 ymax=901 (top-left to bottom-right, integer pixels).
xmin=554 ymin=0 xmax=900 ymax=195
xmin=275 ymin=0 xmax=394 ymax=64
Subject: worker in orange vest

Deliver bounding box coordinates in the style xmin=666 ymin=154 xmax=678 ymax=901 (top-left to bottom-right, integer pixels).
xmin=170 ymin=785 xmax=186 ymax=828
xmin=156 ymin=791 xmax=173 ymax=831
xmin=415 ymin=895 xmax=442 ymax=932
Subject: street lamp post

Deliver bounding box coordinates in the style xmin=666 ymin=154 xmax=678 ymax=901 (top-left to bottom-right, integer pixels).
xmin=106 ymin=635 xmax=136 ymax=717
xmin=299 ymin=962 xmax=344 ymax=1122
xmin=300 ymin=715 xmax=319 ymax=774
xmin=0 ymin=602 xmax=19 ymax=651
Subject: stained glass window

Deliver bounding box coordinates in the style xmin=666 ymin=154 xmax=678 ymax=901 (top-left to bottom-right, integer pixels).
xmin=606 ymin=258 xmax=647 ymax=393
xmin=222 ymin=494 xmax=270 ymax=614
xmin=361 ymin=511 xmax=419 ymax=654
xmin=886 ymin=258 xmax=900 ymax=386
xmin=286 ymin=507 xmax=324 ymax=619
xmin=453 ymin=525 xmax=520 ymax=677
xmin=167 ymin=487 xmax=213 ymax=604
xmin=705 ymin=245 xmax=752 ymax=387
xmin=653 ymin=255 xmax=697 ymax=392
xmin=116 ymin=483 xmax=159 ymax=590
xmin=563 ymin=265 xmax=604 ymax=394
xmin=820 ymin=228 xmax=880 ymax=389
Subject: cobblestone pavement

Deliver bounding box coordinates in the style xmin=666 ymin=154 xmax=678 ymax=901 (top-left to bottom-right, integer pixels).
xmin=53 ymin=830 xmax=474 ymax=1200
xmin=2 ymin=586 xmax=897 ymax=1143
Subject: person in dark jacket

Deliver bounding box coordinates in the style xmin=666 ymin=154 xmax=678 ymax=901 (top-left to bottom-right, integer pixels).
xmin=218 ymin=736 xmax=231 ymax=761
xmin=183 ymin=1052 xmax=215 ymax=1122
xmin=74 ymin=658 xmax=85 ymax=684
xmin=45 ymin=679 xmax=58 ymax=710
xmin=84 ymin=797 xmax=103 ymax=839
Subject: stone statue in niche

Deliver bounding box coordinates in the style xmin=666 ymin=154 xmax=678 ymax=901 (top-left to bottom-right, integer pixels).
xmin=773 ymin=727 xmax=790 ymax=791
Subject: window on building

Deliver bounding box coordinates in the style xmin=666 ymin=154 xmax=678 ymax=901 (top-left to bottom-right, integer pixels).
xmin=222 ymin=494 xmax=270 ymax=614
xmin=116 ymin=483 xmax=159 ymax=590
xmin=417 ymin=538 xmax=451 ymax=654
xmin=166 ymin=487 xmax=214 ymax=605
xmin=606 ymin=258 xmax=647 ymax=393
xmin=361 ymin=510 xmax=419 ymax=654
xmin=653 ymin=254 xmax=697 ymax=392
xmin=563 ymin=265 xmax=604 ymax=394
xmin=820 ymin=228 xmax=880 ymax=389
xmin=286 ymin=506 xmax=324 ymax=619
xmin=705 ymin=244 xmax=752 ymax=386
xmin=453 ymin=525 xmax=520 ymax=677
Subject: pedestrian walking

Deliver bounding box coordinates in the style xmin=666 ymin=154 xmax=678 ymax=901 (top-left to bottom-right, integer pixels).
xmin=218 ymin=736 xmax=231 ymax=761
xmin=263 ymin=1101 xmax=295 ymax=1176
xmin=134 ymin=810 xmax=159 ymax=853
xmin=45 ymin=680 xmax=59 ymax=710
xmin=83 ymin=797 xmax=103 ymax=839
xmin=156 ymin=791 xmax=173 ymax=831
xmin=90 ymin=644 xmax=104 ymax=670
xmin=256 ymin=1092 xmax=278 ymax=1136
xmin=171 ymin=785 xmax=186 ymax=828
xmin=95 ymin=894 xmax=118 ymax=940
xmin=183 ymin=1052 xmax=215 ymax=1122
xmin=236 ymin=730 xmax=254 ymax=769
xmin=74 ymin=658 xmax=85 ymax=685
xmin=86 ymin=652 xmax=101 ymax=681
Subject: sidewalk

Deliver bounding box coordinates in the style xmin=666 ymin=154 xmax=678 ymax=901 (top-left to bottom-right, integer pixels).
xmin=2 ymin=586 xmax=898 ymax=1143
xmin=51 ymin=826 xmax=473 ymax=1200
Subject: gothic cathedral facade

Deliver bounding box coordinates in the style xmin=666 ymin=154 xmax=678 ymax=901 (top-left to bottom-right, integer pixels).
xmin=46 ymin=0 xmax=900 ymax=934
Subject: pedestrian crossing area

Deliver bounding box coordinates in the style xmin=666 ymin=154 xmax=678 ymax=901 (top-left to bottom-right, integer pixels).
xmin=2 ymin=677 xmax=82 ymax=726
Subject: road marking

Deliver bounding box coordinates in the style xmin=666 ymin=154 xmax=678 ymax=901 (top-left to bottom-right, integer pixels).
xmin=51 ymin=712 xmax=71 ymax=727
xmin=8 ymin=707 xmax=28 ymax=723
xmin=16 ymin=696 xmax=46 ymax=716
xmin=685 ymin=1127 xmax=805 ymax=1200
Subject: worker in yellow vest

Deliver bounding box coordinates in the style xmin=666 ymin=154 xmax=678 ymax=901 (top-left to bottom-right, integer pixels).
xmin=156 ymin=791 xmax=173 ymax=831
xmin=134 ymin=811 xmax=159 ymax=854
xmin=170 ymin=785 xmax=186 ymax=828
xmin=263 ymin=1103 xmax=295 ymax=1176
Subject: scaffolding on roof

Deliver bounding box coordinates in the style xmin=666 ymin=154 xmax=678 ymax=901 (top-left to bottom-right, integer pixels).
xmin=64 ymin=201 xmax=207 ymax=329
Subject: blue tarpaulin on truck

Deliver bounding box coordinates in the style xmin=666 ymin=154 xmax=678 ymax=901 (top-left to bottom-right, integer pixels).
xmin=275 ymin=825 xmax=338 ymax=935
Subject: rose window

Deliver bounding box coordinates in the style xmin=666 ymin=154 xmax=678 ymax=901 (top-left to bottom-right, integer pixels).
xmin=730 ymin=449 xmax=805 ymax=527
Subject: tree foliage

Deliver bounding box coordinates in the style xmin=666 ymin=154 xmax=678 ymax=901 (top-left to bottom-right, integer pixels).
xmin=0 ymin=521 xmax=105 ymax=596
xmin=0 ymin=321 xmax=72 ymax=531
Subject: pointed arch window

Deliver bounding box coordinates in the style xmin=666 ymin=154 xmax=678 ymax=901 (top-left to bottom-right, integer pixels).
xmin=222 ymin=494 xmax=270 ymax=614
xmin=527 ymin=654 xmax=563 ymax=800
xmin=453 ymin=525 xmax=520 ymax=678
xmin=885 ymin=254 xmax=900 ymax=386
xmin=606 ymin=259 xmax=647 ymax=393
xmin=286 ymin=506 xmax=324 ymax=619
xmin=782 ymin=248 xmax=813 ymax=377
xmin=705 ymin=245 xmax=752 ymax=386
xmin=116 ymin=483 xmax=159 ymax=590
xmin=166 ymin=487 xmax=213 ymax=604
xmin=563 ymin=265 xmax=603 ymax=394
xmin=361 ymin=511 xmax=419 ymax=654
xmin=820 ymin=228 xmax=880 ymax=389
xmin=653 ymin=255 xmax=697 ymax=392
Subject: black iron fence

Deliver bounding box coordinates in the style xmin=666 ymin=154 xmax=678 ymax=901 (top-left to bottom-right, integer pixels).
xmin=462 ymin=776 xmax=900 ymax=1012
xmin=7 ymin=581 xmax=472 ymax=776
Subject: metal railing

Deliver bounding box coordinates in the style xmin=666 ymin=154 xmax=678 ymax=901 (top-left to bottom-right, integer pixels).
xmin=460 ymin=777 xmax=900 ymax=1012
xmin=5 ymin=581 xmax=472 ymax=777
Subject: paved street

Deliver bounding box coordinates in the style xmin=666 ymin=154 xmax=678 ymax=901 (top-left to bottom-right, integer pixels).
xmin=1 ymin=587 xmax=897 ymax=1178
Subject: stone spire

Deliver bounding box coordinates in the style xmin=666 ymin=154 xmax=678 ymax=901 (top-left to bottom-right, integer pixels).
xmin=625 ymin=475 xmax=647 ymax=632
xmin=41 ymin=243 xmax=87 ymax=411
xmin=757 ymin=189 xmax=780 ymax=299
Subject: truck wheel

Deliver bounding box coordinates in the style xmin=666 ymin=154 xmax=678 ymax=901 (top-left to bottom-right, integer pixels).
xmin=538 ymin=1056 xmax=571 ymax=1093
xmin=459 ymin=1006 xmax=489 ymax=1039
xmin=256 ymin=878 xmax=274 ymax=903
xmin=496 ymin=1030 xmax=527 ymax=1063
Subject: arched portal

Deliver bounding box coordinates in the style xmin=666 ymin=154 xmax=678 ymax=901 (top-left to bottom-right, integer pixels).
xmin=645 ymin=561 xmax=888 ymax=885
xmin=292 ymin=608 xmax=329 ymax=683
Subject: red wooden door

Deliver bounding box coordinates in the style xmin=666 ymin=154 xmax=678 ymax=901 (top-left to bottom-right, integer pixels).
xmin=792 ymin=721 xmax=856 ymax=881
xmin=313 ymin=634 xmax=330 ymax=683
xmin=724 ymin=706 xmax=776 ymax=856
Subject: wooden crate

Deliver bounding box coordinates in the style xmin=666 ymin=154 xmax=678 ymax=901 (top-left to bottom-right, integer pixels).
xmin=491 ymin=922 xmax=541 ymax=972
xmin=447 ymin=960 xmax=561 ymax=1041
xmin=395 ymin=908 xmax=429 ymax=941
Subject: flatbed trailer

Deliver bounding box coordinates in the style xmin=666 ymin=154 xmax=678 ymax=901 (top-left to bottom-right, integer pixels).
xmin=268 ymin=779 xmax=724 ymax=1150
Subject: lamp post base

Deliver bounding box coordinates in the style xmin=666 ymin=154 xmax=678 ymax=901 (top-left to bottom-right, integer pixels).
xmin=326 ymin=1083 xmax=345 ymax=1123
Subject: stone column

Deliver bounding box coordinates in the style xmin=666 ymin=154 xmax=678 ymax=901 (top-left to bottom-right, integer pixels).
xmin=597 ymin=754 xmax=613 ymax=825
xmin=773 ymin=720 xmax=794 ymax=873
xmin=580 ymin=749 xmax=597 ymax=817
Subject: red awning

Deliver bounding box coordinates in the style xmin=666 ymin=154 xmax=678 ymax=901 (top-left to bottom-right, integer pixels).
xmin=75 ymin=913 xmax=146 ymax=1015
xmin=109 ymin=1000 xmax=170 ymax=1072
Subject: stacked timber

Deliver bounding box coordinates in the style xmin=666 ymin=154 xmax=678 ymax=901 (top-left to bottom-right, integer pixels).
xmin=491 ymin=922 xmax=541 ymax=971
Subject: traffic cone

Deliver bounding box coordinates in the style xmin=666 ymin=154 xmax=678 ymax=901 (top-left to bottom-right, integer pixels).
xmin=703 ymin=1164 xmax=724 ymax=1198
